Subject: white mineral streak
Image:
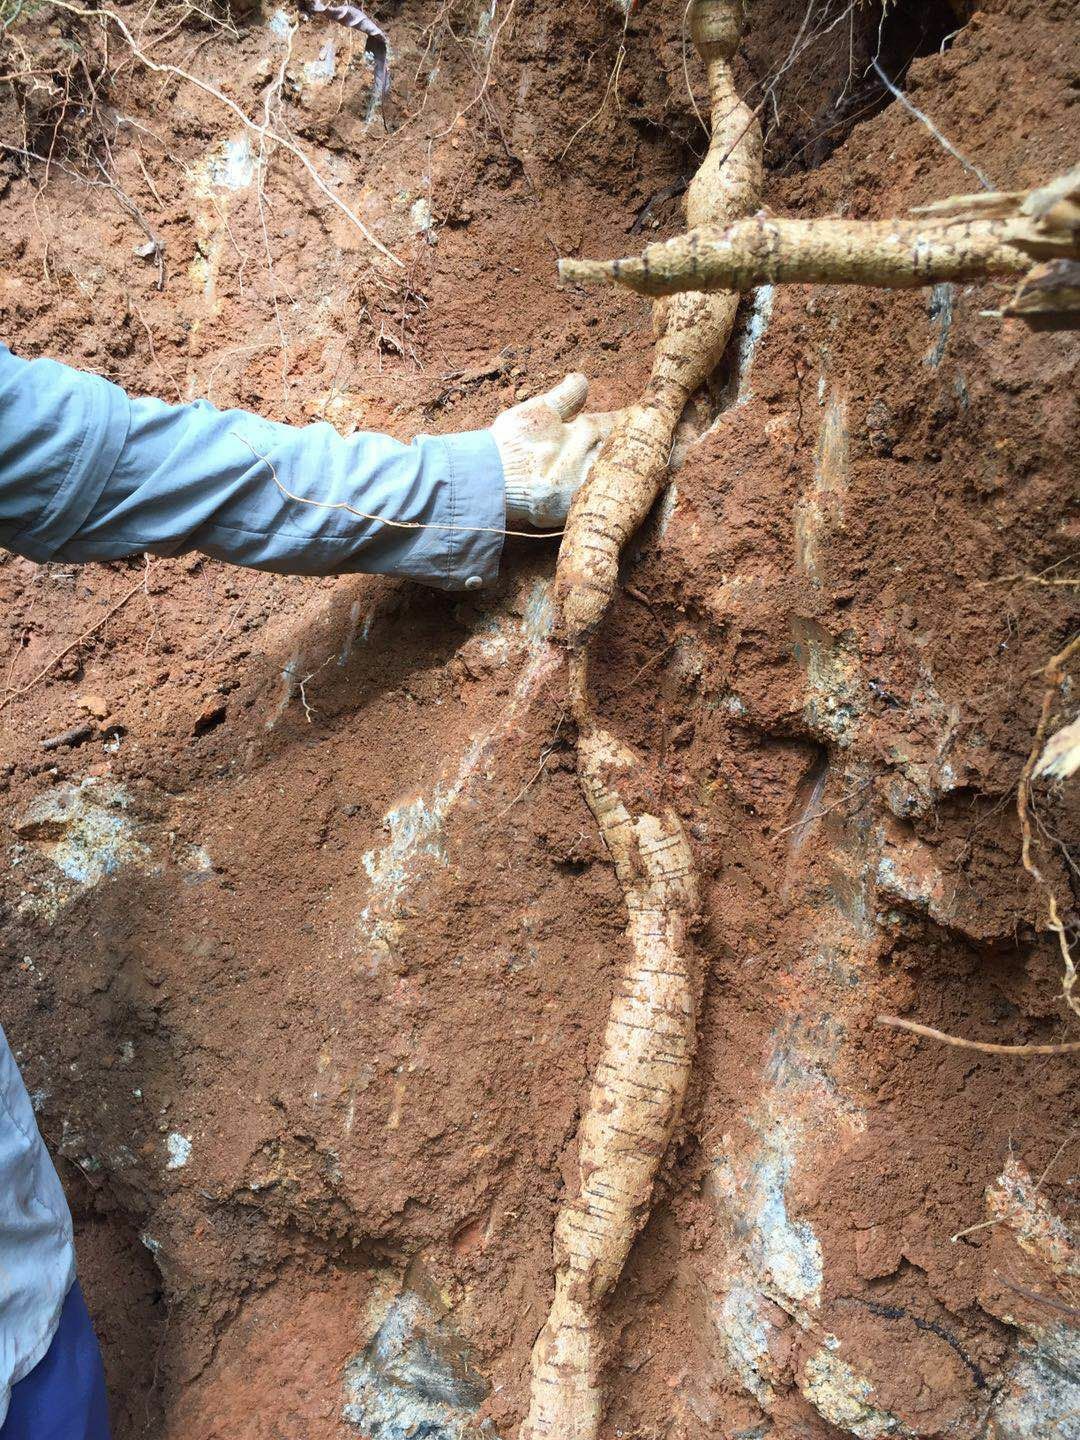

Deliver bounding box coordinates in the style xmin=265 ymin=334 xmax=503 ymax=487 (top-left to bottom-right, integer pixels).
xmin=10 ymin=780 xmax=153 ymax=919
xmin=661 ymin=280 xmax=776 ymax=537
xmin=697 ymin=742 xmax=884 ymax=1431
xmin=983 ymin=1156 xmax=1080 ymax=1436
xmin=166 ymin=1132 xmax=193 ymax=1170
xmin=732 ymin=284 xmax=775 ymax=406
xmin=794 ymin=390 xmax=848 ymax=585
xmin=358 ymin=581 xmax=556 ymax=956
xmin=188 ymin=136 xmax=257 ymax=312
xmin=802 ymin=1351 xmax=914 ymax=1439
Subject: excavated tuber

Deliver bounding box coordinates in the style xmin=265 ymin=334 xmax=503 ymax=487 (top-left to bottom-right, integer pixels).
xmin=553 ymin=0 xmax=762 ymax=649
xmin=559 ymin=166 xmax=1080 ymax=299
xmin=520 ymin=713 xmax=699 ymax=1439
xmin=521 ymin=5 xmax=761 ymax=1437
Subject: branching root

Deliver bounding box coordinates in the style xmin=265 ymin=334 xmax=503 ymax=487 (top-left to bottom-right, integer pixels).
xmin=523 ymin=6 xmax=758 ymax=1435
xmin=554 ymin=0 xmax=762 ymax=648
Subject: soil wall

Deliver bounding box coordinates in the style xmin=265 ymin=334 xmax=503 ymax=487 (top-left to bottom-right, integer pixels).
xmin=0 ymin=2 xmax=1077 ymax=1436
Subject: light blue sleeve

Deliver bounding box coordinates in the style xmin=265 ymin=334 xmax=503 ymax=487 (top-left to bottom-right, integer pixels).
xmin=0 ymin=1024 xmax=76 ymax=1420
xmin=0 ymin=345 xmax=505 ymax=589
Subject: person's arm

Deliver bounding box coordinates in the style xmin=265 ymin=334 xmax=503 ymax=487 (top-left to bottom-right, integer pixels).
xmin=0 ymin=342 xmax=512 ymax=590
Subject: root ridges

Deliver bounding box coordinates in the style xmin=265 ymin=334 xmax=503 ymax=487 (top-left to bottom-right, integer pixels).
xmin=562 ymin=165 xmax=1080 ymax=297
xmin=522 ymin=687 xmax=698 ymax=1440
xmin=554 ymin=5 xmax=762 ymax=650
xmin=522 ymin=7 xmax=760 ymax=1436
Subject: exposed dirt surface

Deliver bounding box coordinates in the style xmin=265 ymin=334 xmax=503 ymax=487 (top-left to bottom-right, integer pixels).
xmin=1 ymin=2 xmax=1078 ymax=1437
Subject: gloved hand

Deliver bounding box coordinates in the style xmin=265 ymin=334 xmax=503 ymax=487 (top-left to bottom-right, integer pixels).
xmin=491 ymin=373 xmax=620 ymax=529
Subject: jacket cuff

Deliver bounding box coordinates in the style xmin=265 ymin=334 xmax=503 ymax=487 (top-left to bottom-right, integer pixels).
xmin=5 ymin=358 xmax=131 ymax=562
xmin=433 ymin=427 xmax=505 ymax=591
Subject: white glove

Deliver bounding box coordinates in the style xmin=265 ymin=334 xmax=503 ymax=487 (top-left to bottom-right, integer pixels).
xmin=491 ymin=373 xmax=620 ymax=529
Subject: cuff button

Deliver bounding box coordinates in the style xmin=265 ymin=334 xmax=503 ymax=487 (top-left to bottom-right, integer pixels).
xmin=464 ymin=575 xmax=483 ymax=591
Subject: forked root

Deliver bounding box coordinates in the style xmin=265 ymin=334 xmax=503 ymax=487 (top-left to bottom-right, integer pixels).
xmin=554 ymin=1 xmax=762 ymax=649
xmin=522 ymin=5 xmax=751 ymax=1435
xmin=521 ymin=658 xmax=699 ymax=1440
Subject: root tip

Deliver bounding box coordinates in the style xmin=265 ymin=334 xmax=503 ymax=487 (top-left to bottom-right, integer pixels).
xmin=558 ymin=257 xmax=616 ymax=286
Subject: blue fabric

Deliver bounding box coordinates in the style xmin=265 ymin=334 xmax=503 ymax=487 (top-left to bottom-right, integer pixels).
xmin=0 ymin=1026 xmax=76 ymax=1424
xmin=0 ymin=344 xmax=505 ymax=588
xmin=0 ymin=1283 xmax=109 ymax=1440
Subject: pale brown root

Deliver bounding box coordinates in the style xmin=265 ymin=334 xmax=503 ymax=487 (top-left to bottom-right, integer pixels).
xmin=554 ymin=15 xmax=762 ymax=648
xmin=560 ymin=214 xmax=1048 ymax=295
xmin=521 ymin=1291 xmax=601 ymax=1440
xmin=1017 ymin=632 xmax=1080 ymax=1024
xmin=0 ymin=564 xmax=152 ymax=714
xmin=876 ymin=1015 xmax=1080 ymax=1057
xmin=521 ymin=663 xmax=699 ymax=1439
xmin=567 ymin=724 xmax=698 ymax=1303
xmin=1002 ymin=258 xmax=1080 ymax=331
xmin=558 ymin=165 xmax=1080 ymax=298
xmin=525 ymin=7 xmax=747 ymax=1433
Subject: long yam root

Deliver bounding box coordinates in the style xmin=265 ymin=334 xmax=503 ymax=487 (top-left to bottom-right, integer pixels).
xmin=521 ymin=693 xmax=699 ymax=1440
xmin=523 ymin=8 xmax=753 ymax=1435
xmin=561 ymin=214 xmax=1035 ymax=294
xmin=554 ymin=0 xmax=762 ymax=648
xmin=559 ymin=165 xmax=1080 ymax=298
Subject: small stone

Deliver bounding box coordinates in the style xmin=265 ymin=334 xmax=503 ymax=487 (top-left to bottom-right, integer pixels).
xmin=165 ymin=1132 xmax=192 ymax=1169
xmin=78 ymin=693 xmax=110 ymax=720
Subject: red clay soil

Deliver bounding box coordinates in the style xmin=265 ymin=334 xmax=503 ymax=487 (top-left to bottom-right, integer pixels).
xmin=0 ymin=2 xmax=1077 ymax=1437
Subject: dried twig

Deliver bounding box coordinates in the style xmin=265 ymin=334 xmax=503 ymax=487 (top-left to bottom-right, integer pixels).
xmin=613 ymin=640 xmax=676 ymax=697
xmin=995 ymin=1273 xmax=1080 ymax=1321
xmin=868 ymin=57 xmax=991 ymax=191
xmin=1046 ymin=893 xmax=1079 ymax=1026
xmin=91 ymin=153 xmax=165 ymax=287
xmin=41 ymin=721 xmax=94 ymax=751
xmin=498 ymin=713 xmax=565 ymax=818
xmin=774 ymin=776 xmax=874 ymax=837
xmin=434 ymin=0 xmax=516 ymax=143
xmin=950 ymin=1136 xmax=1076 ymax=1244
xmin=558 ymin=1 xmax=630 ymax=162
xmin=977 ymin=554 xmax=1080 ymax=589
xmin=297 ymin=654 xmax=335 ymax=723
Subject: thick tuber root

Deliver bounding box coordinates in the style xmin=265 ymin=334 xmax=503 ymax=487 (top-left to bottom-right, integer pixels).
xmin=523 ymin=9 xmax=755 ymax=1434
xmin=521 ymin=661 xmax=699 ymax=1440
xmin=554 ymin=0 xmax=762 ymax=648
xmin=559 ymin=165 xmax=1080 ymax=298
